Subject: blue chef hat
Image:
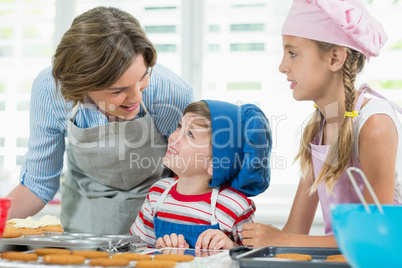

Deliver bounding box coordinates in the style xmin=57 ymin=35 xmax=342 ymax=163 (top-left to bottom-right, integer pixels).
xmin=203 ymin=100 xmax=272 ymax=197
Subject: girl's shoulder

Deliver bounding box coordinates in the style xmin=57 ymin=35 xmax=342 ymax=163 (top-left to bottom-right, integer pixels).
xmin=356 ymin=97 xmax=402 ymax=132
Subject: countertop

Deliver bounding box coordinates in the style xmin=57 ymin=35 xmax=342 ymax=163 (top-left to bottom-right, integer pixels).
xmin=0 ymin=247 xmax=239 ymax=268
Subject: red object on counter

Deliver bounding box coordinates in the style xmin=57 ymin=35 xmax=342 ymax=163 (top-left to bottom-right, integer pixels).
xmin=0 ymin=198 xmax=11 ymax=239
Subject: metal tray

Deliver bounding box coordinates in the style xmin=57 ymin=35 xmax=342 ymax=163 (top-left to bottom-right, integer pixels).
xmin=0 ymin=232 xmax=147 ymax=252
xmin=230 ymin=246 xmax=351 ymax=268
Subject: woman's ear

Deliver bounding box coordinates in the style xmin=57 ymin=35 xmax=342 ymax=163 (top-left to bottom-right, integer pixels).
xmin=329 ymin=46 xmax=347 ymax=72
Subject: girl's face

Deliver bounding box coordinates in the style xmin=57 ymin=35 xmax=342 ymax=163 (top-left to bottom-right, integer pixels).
xmin=87 ymin=54 xmax=150 ymax=120
xmin=278 ymin=36 xmax=333 ymax=102
xmin=163 ymin=112 xmax=212 ymax=178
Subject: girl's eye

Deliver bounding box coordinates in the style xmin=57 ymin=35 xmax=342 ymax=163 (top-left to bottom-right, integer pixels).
xmin=187 ymin=130 xmax=193 ymax=138
xmin=177 ymin=123 xmax=182 ymax=129
xmin=289 ymin=51 xmax=297 ymax=58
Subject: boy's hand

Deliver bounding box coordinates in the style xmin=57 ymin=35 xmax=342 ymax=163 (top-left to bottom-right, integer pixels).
xmin=155 ymin=233 xmax=189 ymax=249
xmin=195 ymin=229 xmax=237 ymax=250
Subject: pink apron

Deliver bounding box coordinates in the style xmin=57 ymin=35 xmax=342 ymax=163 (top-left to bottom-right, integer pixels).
xmin=311 ymin=85 xmax=402 ymax=235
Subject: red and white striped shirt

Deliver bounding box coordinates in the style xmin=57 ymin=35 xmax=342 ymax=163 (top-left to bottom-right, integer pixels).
xmin=130 ymin=177 xmax=256 ymax=248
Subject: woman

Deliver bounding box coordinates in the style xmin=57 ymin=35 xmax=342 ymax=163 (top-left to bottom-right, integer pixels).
xmin=6 ymin=6 xmax=193 ymax=234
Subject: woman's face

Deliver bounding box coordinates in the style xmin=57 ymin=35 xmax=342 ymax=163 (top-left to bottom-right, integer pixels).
xmin=87 ymin=54 xmax=150 ymax=120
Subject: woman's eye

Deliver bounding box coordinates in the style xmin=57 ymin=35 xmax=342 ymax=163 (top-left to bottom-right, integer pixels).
xmin=111 ymin=90 xmax=123 ymax=95
xmin=139 ymin=72 xmax=149 ymax=82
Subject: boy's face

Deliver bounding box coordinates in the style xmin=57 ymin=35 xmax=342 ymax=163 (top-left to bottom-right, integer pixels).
xmin=163 ymin=112 xmax=212 ymax=178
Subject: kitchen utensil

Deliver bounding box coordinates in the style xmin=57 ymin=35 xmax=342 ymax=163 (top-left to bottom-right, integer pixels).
xmin=231 ymin=246 xmax=350 ymax=267
xmin=331 ymin=167 xmax=402 ymax=268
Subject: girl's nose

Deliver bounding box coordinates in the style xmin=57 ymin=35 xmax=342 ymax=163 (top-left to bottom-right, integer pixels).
xmin=278 ymin=58 xmax=287 ymax=74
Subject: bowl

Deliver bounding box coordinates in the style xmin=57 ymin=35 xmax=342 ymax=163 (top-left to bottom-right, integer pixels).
xmin=331 ymin=203 xmax=402 ymax=268
xmin=0 ymin=198 xmax=11 ymax=238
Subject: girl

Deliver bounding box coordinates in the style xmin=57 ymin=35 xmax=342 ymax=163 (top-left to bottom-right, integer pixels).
xmin=242 ymin=0 xmax=402 ymax=248
xmin=131 ymin=100 xmax=272 ymax=249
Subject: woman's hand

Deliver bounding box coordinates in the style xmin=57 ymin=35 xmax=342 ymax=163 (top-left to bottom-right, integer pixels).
xmin=155 ymin=233 xmax=189 ymax=249
xmin=241 ymin=223 xmax=289 ymax=247
xmin=195 ymin=229 xmax=237 ymax=250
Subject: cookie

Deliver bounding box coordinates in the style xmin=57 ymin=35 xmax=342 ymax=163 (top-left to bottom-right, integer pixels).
xmin=1 ymin=251 xmax=39 ymax=261
xmin=41 ymin=224 xmax=64 ymax=233
xmin=88 ymin=257 xmax=129 ymax=267
xmin=326 ymin=254 xmax=347 ymax=262
xmin=136 ymin=260 xmax=176 ymax=268
xmin=34 ymin=248 xmax=72 ymax=256
xmin=3 ymin=223 xmax=43 ymax=238
xmin=43 ymin=254 xmax=85 ymax=264
xmin=154 ymin=254 xmax=194 ymax=262
xmin=112 ymin=252 xmax=152 ymax=261
xmin=274 ymin=253 xmax=312 ymax=261
xmin=72 ymin=250 xmax=110 ymax=259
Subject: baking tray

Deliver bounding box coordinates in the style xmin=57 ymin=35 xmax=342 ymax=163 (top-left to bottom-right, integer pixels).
xmin=0 ymin=232 xmax=147 ymax=252
xmin=230 ymin=246 xmax=351 ymax=268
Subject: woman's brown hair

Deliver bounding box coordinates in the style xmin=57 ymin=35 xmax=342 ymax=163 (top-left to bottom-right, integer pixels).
xmin=52 ymin=6 xmax=157 ymax=106
xmin=295 ymin=41 xmax=366 ymax=193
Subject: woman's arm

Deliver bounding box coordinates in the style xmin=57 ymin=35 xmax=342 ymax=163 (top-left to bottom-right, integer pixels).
xmin=359 ymin=114 xmax=397 ymax=204
xmin=8 ymin=67 xmax=68 ymax=218
xmin=6 ymin=184 xmax=46 ymax=219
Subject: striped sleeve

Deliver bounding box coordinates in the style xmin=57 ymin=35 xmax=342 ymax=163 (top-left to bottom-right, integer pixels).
xmin=19 ymin=66 xmax=70 ymax=203
xmin=216 ymin=188 xmax=256 ymax=245
xmin=130 ymin=193 xmax=156 ymax=248
xmin=130 ymin=178 xmax=176 ymax=248
xmin=142 ymin=63 xmax=193 ymax=139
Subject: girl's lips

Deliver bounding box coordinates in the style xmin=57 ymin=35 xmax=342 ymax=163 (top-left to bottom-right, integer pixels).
xmin=287 ymin=80 xmax=297 ymax=89
xmin=120 ymin=103 xmax=139 ymax=112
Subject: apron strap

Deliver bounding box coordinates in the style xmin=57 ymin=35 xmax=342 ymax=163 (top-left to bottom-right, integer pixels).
xmin=140 ymin=101 xmax=149 ymax=115
xmin=154 ymin=180 xmax=220 ymax=225
xmin=359 ymin=83 xmax=402 ymax=114
xmin=70 ymin=104 xmax=80 ymax=122
xmin=154 ymin=180 xmax=177 ymax=215
xmin=209 ymin=187 xmax=220 ymax=225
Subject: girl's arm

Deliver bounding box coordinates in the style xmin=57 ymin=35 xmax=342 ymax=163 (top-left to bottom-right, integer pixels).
xmin=282 ymin=175 xmax=319 ymax=234
xmin=243 ymin=175 xmax=338 ymax=248
xmin=359 ymin=114 xmax=397 ymax=204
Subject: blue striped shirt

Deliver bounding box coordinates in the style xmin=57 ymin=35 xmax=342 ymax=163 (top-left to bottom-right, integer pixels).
xmin=19 ymin=63 xmax=193 ymax=203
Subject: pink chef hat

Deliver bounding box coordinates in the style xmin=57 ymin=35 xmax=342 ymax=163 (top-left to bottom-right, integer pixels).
xmin=282 ymin=0 xmax=387 ymax=60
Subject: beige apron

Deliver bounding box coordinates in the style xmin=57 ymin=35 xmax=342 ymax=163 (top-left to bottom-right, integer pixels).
xmin=61 ymin=102 xmax=167 ymax=234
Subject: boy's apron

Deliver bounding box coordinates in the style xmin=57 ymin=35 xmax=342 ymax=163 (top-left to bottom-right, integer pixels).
xmin=153 ymin=180 xmax=220 ymax=248
xmin=311 ymin=85 xmax=402 ymax=235
xmin=61 ymin=102 xmax=167 ymax=234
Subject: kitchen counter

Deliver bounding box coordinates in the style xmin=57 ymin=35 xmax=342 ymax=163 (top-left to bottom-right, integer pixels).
xmin=0 ymin=247 xmax=239 ymax=268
